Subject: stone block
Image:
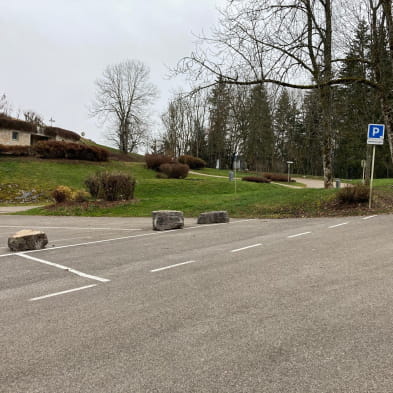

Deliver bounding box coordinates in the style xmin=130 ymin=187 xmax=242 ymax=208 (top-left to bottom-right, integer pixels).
xmin=197 ymin=211 xmax=229 ymax=224
xmin=152 ymin=210 xmax=184 ymax=231
xmin=8 ymin=229 xmax=48 ymax=251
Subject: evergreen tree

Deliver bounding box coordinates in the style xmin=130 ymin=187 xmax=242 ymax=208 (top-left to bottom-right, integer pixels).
xmin=244 ymin=85 xmax=274 ymax=172
xmin=273 ymin=89 xmax=299 ymax=172
xmin=207 ymin=81 xmax=231 ymax=168
xmin=334 ymin=21 xmax=389 ymax=179
xmin=293 ymin=91 xmax=323 ymax=176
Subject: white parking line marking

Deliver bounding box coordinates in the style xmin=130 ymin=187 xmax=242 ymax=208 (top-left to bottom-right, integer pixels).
xmin=0 ymin=225 xmax=142 ymax=231
xmin=288 ymin=232 xmax=311 ymax=238
xmin=362 ymin=215 xmax=378 ymax=220
xmin=17 ymin=254 xmax=110 ymax=282
xmin=151 ymin=260 xmax=196 ymax=273
xmin=231 ymin=243 xmax=262 ymax=253
xmin=0 ymin=220 xmax=258 ymax=259
xmin=185 ymin=219 xmax=257 ymax=230
xmin=29 ymin=284 xmax=97 ymax=301
xmin=50 ymin=236 xmax=93 ymax=242
xmin=328 ymin=222 xmax=348 ymax=229
xmin=0 ymin=232 xmax=157 ymax=258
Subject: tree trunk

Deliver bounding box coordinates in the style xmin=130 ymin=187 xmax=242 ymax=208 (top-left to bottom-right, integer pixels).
xmin=381 ymin=96 xmax=393 ymax=164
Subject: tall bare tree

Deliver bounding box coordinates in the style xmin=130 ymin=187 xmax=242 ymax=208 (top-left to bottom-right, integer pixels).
xmin=176 ymin=0 xmax=363 ymax=187
xmin=91 ymin=60 xmax=157 ymax=153
xmin=23 ymin=110 xmax=44 ymax=126
xmin=367 ymin=0 xmax=393 ymax=166
xmin=161 ymin=90 xmax=209 ymax=158
xmin=0 ymin=94 xmax=12 ymax=116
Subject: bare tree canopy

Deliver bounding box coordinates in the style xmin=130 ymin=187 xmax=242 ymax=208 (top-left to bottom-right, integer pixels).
xmin=91 ymin=59 xmax=158 ymax=153
xmin=175 ymin=0 xmax=393 ymax=188
xmin=0 ymin=94 xmax=12 ymax=116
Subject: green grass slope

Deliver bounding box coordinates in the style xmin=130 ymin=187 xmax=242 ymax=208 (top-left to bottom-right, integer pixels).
xmin=1 ymin=156 xmax=392 ymax=217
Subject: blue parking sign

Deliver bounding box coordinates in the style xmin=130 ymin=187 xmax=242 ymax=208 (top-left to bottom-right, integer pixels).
xmin=367 ymin=124 xmax=385 ymax=145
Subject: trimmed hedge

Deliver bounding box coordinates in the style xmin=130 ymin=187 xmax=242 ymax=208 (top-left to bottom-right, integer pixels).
xmin=145 ymin=154 xmax=174 ymax=170
xmin=159 ymin=163 xmax=189 ymax=179
xmin=263 ymin=172 xmax=293 ymax=182
xmin=242 ymin=176 xmax=271 ymax=183
xmin=85 ymin=171 xmax=136 ymax=201
xmin=178 ymin=155 xmax=206 ymax=169
xmin=0 ymin=144 xmax=31 ymax=156
xmin=33 ymin=141 xmax=108 ymax=161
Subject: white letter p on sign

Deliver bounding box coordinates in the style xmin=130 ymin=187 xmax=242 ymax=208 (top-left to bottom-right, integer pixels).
xmin=373 ymin=127 xmax=380 ymax=136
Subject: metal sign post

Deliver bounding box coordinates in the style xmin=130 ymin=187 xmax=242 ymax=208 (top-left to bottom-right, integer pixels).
xmin=233 ymin=155 xmax=240 ymax=194
xmin=369 ymin=146 xmax=376 ymax=209
xmin=287 ymin=161 xmax=294 ymax=183
xmin=361 ymin=159 xmax=366 ymax=184
xmin=367 ymin=124 xmax=385 ymax=208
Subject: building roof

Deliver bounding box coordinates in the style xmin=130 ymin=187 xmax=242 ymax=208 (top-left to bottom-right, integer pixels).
xmin=0 ymin=115 xmax=80 ymax=141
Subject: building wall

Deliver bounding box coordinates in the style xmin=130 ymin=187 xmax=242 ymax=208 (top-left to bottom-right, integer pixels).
xmin=0 ymin=128 xmax=78 ymax=145
xmin=0 ymin=129 xmax=31 ymax=145
xmin=55 ymin=135 xmax=77 ymax=143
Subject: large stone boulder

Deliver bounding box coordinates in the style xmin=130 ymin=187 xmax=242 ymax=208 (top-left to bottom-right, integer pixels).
xmin=197 ymin=211 xmax=229 ymax=225
xmin=8 ymin=229 xmax=48 ymax=251
xmin=152 ymin=210 xmax=184 ymax=231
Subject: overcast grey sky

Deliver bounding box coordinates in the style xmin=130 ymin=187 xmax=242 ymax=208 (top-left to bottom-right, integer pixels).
xmin=0 ymin=0 xmax=225 ymax=146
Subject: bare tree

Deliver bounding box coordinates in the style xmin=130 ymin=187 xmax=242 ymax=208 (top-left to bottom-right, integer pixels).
xmin=367 ymin=0 xmax=393 ymax=167
xmin=0 ymin=94 xmax=12 ymax=116
xmin=161 ymin=90 xmax=209 ymax=157
xmin=23 ymin=110 xmax=44 ymax=125
xmin=176 ymin=0 xmax=367 ymax=187
xmin=91 ymin=60 xmax=158 ymax=153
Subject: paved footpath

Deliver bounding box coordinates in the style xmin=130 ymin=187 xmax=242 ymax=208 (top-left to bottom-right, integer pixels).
xmin=189 ymin=171 xmax=332 ymax=188
xmin=0 ymin=205 xmax=43 ymax=214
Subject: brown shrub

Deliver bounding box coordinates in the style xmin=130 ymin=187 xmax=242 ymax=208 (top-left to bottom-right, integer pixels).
xmin=242 ymin=176 xmax=271 ymax=183
xmin=0 ymin=144 xmax=31 ymax=156
xmin=33 ymin=141 xmax=108 ymax=161
xmin=178 ymin=155 xmax=206 ymax=169
xmin=52 ymin=186 xmax=73 ymax=203
xmin=159 ymin=163 xmax=189 ymax=179
xmin=336 ymin=184 xmax=369 ymax=204
xmin=145 ymin=154 xmax=174 ymax=170
xmin=72 ymin=190 xmax=90 ymax=202
xmin=85 ymin=171 xmax=135 ymax=201
xmin=263 ymin=172 xmax=293 ymax=182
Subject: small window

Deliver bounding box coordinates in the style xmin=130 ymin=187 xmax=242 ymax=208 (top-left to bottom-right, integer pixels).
xmin=12 ymin=131 xmax=19 ymax=141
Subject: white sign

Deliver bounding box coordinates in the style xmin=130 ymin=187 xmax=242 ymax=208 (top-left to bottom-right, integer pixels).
xmin=367 ymin=124 xmax=385 ymax=145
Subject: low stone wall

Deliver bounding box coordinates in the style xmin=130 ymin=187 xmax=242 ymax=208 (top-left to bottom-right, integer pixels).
xmin=197 ymin=211 xmax=229 ymax=224
xmin=152 ymin=210 xmax=184 ymax=231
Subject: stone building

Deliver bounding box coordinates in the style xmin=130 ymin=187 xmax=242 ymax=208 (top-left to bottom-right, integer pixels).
xmin=0 ymin=116 xmax=80 ymax=146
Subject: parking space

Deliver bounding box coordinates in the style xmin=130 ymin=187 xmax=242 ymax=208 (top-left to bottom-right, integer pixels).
xmin=0 ymin=214 xmax=385 ymax=304
xmin=2 ymin=213 xmax=393 ymax=392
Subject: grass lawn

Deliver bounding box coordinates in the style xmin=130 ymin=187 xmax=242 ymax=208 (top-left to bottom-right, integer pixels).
xmin=1 ymin=156 xmax=392 ymax=218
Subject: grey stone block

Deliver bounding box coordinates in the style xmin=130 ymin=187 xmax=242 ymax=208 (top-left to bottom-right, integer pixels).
xmin=197 ymin=211 xmax=229 ymax=224
xmin=152 ymin=210 xmax=184 ymax=231
xmin=8 ymin=229 xmax=48 ymax=251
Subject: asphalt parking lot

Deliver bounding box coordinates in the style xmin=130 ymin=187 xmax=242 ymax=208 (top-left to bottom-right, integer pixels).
xmin=1 ymin=213 xmax=393 ymax=392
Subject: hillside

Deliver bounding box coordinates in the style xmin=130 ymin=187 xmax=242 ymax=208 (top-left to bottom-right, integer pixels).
xmin=1 ymin=155 xmax=392 ymax=217
xmin=80 ymin=138 xmax=145 ymax=162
